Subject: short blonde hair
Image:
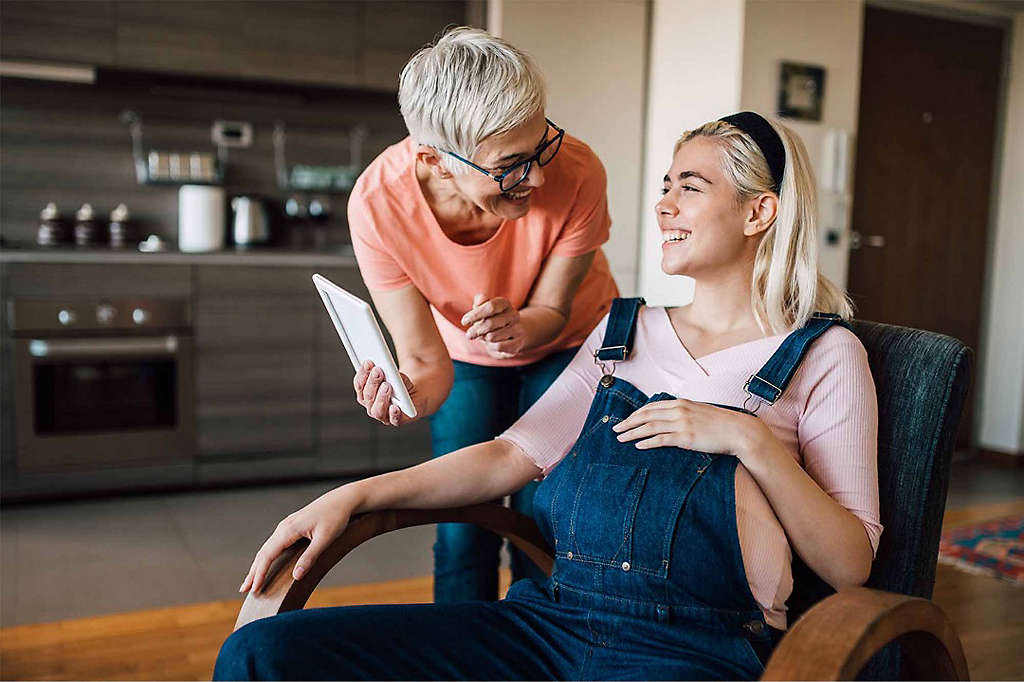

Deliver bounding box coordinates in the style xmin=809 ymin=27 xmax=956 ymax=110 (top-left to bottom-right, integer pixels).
xmin=676 ymin=116 xmax=853 ymax=334
xmin=398 ymin=26 xmax=546 ymax=173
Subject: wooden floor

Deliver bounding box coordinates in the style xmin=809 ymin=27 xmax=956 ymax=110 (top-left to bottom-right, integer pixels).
xmin=2 ymin=501 xmax=1021 ymax=681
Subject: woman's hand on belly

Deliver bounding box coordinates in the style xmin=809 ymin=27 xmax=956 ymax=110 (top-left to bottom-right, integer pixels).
xmin=611 ymin=399 xmax=765 ymax=456
xmin=354 ymin=360 xmax=423 ymax=426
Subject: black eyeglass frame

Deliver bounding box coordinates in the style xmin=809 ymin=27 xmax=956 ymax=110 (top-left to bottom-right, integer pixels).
xmin=442 ymin=119 xmax=564 ymax=192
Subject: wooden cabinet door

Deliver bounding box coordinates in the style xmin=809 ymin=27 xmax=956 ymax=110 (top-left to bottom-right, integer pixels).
xmin=195 ymin=266 xmax=314 ymax=457
xmin=360 ymin=0 xmax=468 ymax=91
xmin=237 ymin=2 xmax=361 ymax=87
xmin=114 ymin=1 xmax=243 ymax=77
xmin=0 ymin=1 xmax=116 ymax=65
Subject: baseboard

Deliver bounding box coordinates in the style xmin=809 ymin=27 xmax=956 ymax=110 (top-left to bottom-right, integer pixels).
xmin=976 ymin=447 xmax=1024 ymax=468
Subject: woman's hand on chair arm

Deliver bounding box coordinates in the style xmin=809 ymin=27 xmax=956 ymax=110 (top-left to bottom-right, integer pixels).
xmin=239 ymin=438 xmax=541 ymax=594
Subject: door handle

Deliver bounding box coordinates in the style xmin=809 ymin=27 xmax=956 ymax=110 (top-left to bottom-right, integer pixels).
xmin=28 ymin=336 xmax=179 ymax=358
xmin=849 ymin=231 xmax=886 ymax=250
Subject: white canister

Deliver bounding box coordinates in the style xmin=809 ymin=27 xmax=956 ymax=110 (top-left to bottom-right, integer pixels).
xmin=178 ymin=185 xmax=226 ymax=252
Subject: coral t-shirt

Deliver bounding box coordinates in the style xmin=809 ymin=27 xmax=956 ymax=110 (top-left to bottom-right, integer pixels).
xmin=348 ymin=135 xmax=619 ymax=367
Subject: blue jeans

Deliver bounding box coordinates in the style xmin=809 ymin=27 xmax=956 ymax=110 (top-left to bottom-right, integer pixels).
xmin=214 ymin=578 xmax=776 ymax=681
xmin=428 ymin=346 xmax=578 ymax=603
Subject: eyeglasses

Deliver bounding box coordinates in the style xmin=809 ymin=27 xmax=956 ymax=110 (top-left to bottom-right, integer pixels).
xmin=443 ymin=119 xmax=564 ymax=192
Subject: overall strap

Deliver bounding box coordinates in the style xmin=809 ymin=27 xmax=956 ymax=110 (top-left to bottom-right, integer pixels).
xmin=744 ymin=312 xmax=850 ymax=410
xmin=596 ymin=297 xmax=645 ymax=362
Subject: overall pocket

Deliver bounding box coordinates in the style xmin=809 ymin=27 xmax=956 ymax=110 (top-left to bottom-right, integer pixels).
xmin=566 ymin=462 xmax=648 ymax=565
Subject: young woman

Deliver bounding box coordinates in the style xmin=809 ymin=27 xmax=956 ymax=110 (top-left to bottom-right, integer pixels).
xmin=347 ymin=26 xmax=618 ymax=603
xmin=216 ymin=112 xmax=882 ymax=681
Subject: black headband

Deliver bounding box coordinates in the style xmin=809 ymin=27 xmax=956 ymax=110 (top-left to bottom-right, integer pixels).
xmin=718 ymin=112 xmax=786 ymax=194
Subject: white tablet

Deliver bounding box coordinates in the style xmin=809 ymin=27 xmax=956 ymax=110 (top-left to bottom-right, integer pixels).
xmin=312 ymin=273 xmax=417 ymax=418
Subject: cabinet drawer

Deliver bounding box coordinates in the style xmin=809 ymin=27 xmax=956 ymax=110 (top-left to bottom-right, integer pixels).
xmin=4 ymin=263 xmax=191 ymax=298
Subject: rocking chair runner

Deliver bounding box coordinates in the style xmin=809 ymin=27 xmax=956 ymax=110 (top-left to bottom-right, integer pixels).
xmin=233 ymin=320 xmax=973 ymax=681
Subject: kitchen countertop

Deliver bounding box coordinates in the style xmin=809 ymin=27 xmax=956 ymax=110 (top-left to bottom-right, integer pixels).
xmin=0 ymin=244 xmax=358 ymax=267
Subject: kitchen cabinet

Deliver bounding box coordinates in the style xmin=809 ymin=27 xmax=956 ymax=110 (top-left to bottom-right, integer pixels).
xmin=236 ymin=2 xmax=362 ymax=88
xmin=113 ymin=1 xmax=244 ymax=78
xmin=360 ymin=0 xmax=469 ymax=91
xmin=0 ymin=1 xmax=116 ymax=66
xmin=3 ymin=1 xmax=469 ymax=91
xmin=194 ymin=266 xmax=315 ymax=459
xmin=0 ymin=259 xmax=432 ymax=499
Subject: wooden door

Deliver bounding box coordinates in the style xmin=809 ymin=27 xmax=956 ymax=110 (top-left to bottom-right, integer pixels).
xmin=848 ymin=6 xmax=1004 ymax=447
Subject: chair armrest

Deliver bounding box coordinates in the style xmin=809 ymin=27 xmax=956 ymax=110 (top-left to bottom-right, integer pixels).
xmin=760 ymin=586 xmax=968 ymax=680
xmin=234 ymin=503 xmax=553 ymax=631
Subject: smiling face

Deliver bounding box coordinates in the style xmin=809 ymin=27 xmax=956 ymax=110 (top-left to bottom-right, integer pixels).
xmin=444 ymin=109 xmax=552 ymax=220
xmin=656 ymin=137 xmax=767 ymax=279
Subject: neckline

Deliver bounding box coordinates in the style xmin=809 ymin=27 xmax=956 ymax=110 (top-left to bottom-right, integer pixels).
xmin=657 ymin=307 xmax=786 ymax=375
xmin=409 ymin=154 xmax=509 ymax=251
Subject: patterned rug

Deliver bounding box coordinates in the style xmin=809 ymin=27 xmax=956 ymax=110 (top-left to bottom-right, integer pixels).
xmin=938 ymin=514 xmax=1024 ymax=585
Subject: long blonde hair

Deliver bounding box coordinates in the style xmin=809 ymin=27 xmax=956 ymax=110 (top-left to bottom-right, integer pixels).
xmin=676 ymin=116 xmax=853 ymax=334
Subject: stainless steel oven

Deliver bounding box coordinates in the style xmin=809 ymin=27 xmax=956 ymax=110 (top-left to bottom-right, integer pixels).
xmin=10 ymin=298 xmax=195 ymax=472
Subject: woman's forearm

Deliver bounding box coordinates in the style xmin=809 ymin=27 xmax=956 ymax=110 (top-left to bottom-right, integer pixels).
xmin=519 ymin=305 xmax=568 ymax=351
xmin=398 ymin=355 xmax=454 ymax=418
xmin=737 ymin=427 xmax=874 ymax=590
xmin=347 ymin=438 xmax=540 ymax=514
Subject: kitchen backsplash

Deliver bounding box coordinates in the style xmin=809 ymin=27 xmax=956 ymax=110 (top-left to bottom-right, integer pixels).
xmin=0 ymin=72 xmax=408 ymax=248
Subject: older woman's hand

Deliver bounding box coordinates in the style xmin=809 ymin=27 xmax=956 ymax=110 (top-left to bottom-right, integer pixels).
xmin=462 ymin=294 xmax=527 ymax=359
xmin=353 ymin=361 xmax=421 ymax=426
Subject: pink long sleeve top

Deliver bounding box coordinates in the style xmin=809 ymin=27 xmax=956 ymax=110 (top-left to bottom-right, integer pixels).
xmin=500 ymin=306 xmax=883 ymax=630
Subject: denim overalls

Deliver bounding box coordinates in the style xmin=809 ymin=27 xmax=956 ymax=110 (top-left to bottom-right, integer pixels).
xmin=494 ymin=298 xmax=846 ymax=678
xmin=215 ymin=298 xmax=847 ymax=681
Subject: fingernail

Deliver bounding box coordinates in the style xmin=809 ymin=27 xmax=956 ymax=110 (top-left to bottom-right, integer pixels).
xmin=616 ymin=434 xmax=625 ymax=441
xmin=294 ymin=566 xmax=305 ymax=579
xmin=238 ymin=582 xmax=246 ymax=592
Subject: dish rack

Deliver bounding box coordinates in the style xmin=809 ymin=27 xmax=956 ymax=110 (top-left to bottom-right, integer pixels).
xmin=273 ymin=121 xmax=367 ymax=194
xmin=119 ymin=110 xmax=228 ymax=186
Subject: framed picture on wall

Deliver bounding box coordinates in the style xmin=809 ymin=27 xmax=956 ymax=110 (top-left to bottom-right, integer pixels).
xmin=778 ymin=62 xmax=826 ymax=121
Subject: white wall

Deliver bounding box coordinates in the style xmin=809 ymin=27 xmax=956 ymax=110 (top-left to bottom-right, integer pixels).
xmin=490 ymin=0 xmax=648 ymax=295
xmin=977 ymin=12 xmax=1024 ymax=455
xmin=637 ymin=0 xmax=747 ymax=306
xmin=740 ymin=0 xmax=865 ymax=288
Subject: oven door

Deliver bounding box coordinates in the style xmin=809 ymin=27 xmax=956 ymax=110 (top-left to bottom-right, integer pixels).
xmin=13 ymin=334 xmax=195 ymax=472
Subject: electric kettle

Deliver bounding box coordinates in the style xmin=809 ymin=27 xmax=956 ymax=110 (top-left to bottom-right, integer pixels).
xmin=230 ymin=195 xmax=271 ymax=246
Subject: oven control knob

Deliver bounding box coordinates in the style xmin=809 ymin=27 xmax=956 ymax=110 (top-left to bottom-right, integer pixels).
xmin=57 ymin=309 xmax=76 ymax=326
xmin=96 ymin=304 xmax=117 ymax=324
xmin=132 ymin=308 xmax=149 ymax=325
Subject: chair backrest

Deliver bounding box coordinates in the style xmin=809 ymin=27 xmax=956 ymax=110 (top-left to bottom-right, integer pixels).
xmin=785 ymin=320 xmax=973 ymax=679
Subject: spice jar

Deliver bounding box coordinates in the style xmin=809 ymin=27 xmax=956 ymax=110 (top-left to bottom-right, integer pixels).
xmin=36 ymin=202 xmax=71 ymax=246
xmin=108 ymin=204 xmax=136 ymax=249
xmin=74 ymin=203 xmax=105 ymax=247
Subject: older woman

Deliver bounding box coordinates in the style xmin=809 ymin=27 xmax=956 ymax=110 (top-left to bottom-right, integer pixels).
xmin=345 ymin=26 xmax=619 ymax=603
xmin=219 ymin=112 xmax=881 ymax=681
